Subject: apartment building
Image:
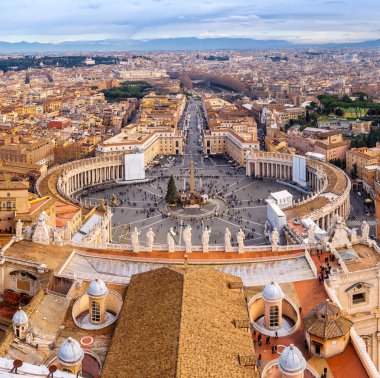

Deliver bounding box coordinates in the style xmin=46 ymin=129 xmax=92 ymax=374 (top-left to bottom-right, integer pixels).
xmin=96 ymin=94 xmax=185 ymax=165
xmin=203 ymin=97 xmax=259 ymax=166
xmin=0 ymin=138 xmax=55 ymax=165
xmin=288 ymin=128 xmax=350 ymax=161
xmin=346 ymin=145 xmax=380 ymax=191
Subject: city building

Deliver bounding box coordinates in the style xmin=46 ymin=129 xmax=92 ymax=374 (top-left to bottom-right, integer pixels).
xmin=203 ymin=97 xmax=259 ymax=165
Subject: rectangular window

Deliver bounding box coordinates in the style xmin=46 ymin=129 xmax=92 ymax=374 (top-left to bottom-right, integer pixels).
xmin=91 ymin=301 xmax=101 ymax=322
xmin=353 ymin=293 xmax=366 ymax=304
xmin=269 ymin=306 xmax=279 ymax=327
xmin=17 ymin=279 xmax=31 ymax=293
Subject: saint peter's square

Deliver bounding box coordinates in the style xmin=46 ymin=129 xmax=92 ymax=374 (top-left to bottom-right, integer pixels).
xmin=0 ymin=6 xmax=380 ymax=376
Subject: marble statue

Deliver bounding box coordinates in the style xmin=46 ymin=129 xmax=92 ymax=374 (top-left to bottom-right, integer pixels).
xmin=43 ymin=211 xmax=51 ymax=226
xmin=350 ymin=228 xmax=358 ymax=244
xmin=15 ymin=219 xmax=23 ymax=240
xmin=63 ymin=221 xmax=71 ymax=241
xmin=101 ymin=221 xmax=109 ymax=244
xmin=167 ymin=227 xmax=176 ymax=252
xmin=237 ymin=228 xmax=245 ymax=253
xmin=32 ymin=212 xmax=51 ymax=245
xmin=24 ymin=227 xmax=33 ymax=240
xmin=131 ymin=227 xmax=141 ymax=253
xmin=329 ymin=215 xmax=352 ymax=248
xmin=271 ymin=228 xmax=279 ymax=247
xmin=106 ymin=205 xmax=113 ymax=220
xmin=53 ymin=230 xmax=63 ymax=245
xmin=264 ymin=222 xmax=269 ymax=236
xmin=361 ymin=220 xmax=370 ymax=241
xmin=183 ymin=225 xmax=192 ymax=253
xmin=308 ymin=224 xmax=315 ymax=244
xmin=224 ymin=228 xmax=232 ymax=252
xmin=146 ymin=228 xmax=155 ymax=252
xmin=202 ymin=227 xmax=211 ymax=252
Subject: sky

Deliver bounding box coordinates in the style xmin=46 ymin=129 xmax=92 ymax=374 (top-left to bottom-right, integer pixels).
xmin=1 ymin=0 xmax=379 ymax=44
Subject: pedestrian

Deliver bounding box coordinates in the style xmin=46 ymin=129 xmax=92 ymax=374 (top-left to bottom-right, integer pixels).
xmin=275 ymin=331 xmax=278 ymax=338
xmin=271 ymin=345 xmax=275 ymax=354
xmin=266 ymin=335 xmax=270 ymax=344
xmin=258 ymin=334 xmax=262 ymax=343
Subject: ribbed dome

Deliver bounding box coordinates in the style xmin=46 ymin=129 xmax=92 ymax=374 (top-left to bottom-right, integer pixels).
xmin=12 ymin=308 xmax=28 ymax=325
xmin=278 ymin=344 xmax=306 ymax=376
xmin=262 ymin=281 xmax=284 ymax=302
xmin=87 ymin=278 xmax=108 ymax=297
xmin=58 ymin=337 xmax=84 ymax=366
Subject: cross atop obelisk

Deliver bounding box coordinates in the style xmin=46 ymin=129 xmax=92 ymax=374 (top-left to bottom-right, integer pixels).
xmin=189 ymin=159 xmax=195 ymax=193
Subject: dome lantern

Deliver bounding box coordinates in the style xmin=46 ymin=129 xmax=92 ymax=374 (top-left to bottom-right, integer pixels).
xmin=278 ymin=344 xmax=306 ymax=378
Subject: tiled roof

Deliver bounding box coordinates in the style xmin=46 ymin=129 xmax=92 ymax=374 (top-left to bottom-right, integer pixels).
xmin=102 ymin=267 xmax=256 ymax=378
xmin=303 ymin=301 xmax=353 ymax=339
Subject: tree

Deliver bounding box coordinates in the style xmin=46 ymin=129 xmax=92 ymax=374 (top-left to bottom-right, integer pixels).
xmin=334 ymin=108 xmax=344 ymax=117
xmin=330 ymin=158 xmax=346 ymax=170
xmin=305 ymin=108 xmax=311 ymax=123
xmin=165 ymin=175 xmax=178 ymax=205
xmin=350 ymin=163 xmax=358 ymax=180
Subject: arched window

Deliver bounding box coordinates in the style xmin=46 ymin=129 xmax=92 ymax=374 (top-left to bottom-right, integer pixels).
xmin=91 ymin=301 xmax=101 ymax=323
xmin=269 ymin=305 xmax=279 ymax=327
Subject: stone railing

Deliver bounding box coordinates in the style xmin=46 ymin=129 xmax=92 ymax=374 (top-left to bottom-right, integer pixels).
xmin=351 ymin=328 xmax=380 ymax=378
xmin=304 ymin=249 xmax=318 ymax=277
xmin=68 ymin=240 xmax=305 ymax=254
xmin=250 ymin=151 xmax=293 ymax=162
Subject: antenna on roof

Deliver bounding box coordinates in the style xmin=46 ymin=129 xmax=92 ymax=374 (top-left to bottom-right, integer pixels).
xmin=10 ymin=359 xmax=22 ymax=374
xmin=48 ymin=365 xmax=57 ymax=377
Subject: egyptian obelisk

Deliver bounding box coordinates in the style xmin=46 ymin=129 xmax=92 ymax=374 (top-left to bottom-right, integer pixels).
xmin=189 ymin=159 xmax=195 ymax=193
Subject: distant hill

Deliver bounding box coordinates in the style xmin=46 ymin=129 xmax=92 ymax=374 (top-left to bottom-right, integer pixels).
xmin=0 ymin=38 xmax=293 ymax=54
xmin=0 ymin=37 xmax=379 ymax=54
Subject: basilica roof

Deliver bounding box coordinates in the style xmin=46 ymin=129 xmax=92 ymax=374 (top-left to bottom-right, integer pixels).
xmin=102 ymin=267 xmax=257 ymax=378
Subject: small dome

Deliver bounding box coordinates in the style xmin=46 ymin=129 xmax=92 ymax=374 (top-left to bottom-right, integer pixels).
xmin=12 ymin=308 xmax=28 ymax=325
xmin=262 ymin=281 xmax=284 ymax=302
xmin=87 ymin=278 xmax=108 ymax=297
xmin=58 ymin=337 xmax=84 ymax=366
xmin=304 ymin=299 xmax=353 ymax=339
xmin=278 ymin=344 xmax=306 ymax=376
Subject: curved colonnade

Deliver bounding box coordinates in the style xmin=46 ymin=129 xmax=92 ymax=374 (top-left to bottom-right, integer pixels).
xmin=36 ymin=152 xmax=351 ymax=250
xmin=246 ymin=152 xmax=351 ymax=230
xmin=37 ymin=154 xmax=124 ymax=206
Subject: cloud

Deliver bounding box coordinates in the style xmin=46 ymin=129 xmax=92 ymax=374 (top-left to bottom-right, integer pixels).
xmin=0 ymin=0 xmax=378 ymax=43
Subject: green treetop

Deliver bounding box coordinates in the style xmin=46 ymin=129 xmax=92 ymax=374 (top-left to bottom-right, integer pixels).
xmin=165 ymin=174 xmax=178 ymax=205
